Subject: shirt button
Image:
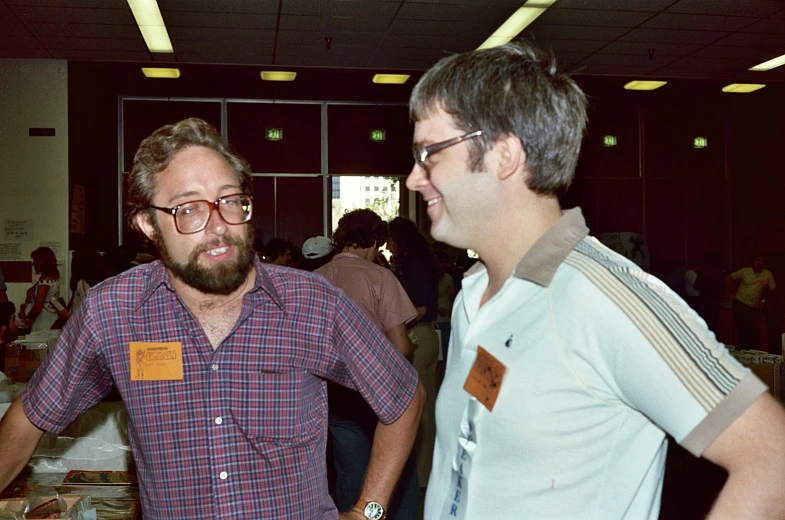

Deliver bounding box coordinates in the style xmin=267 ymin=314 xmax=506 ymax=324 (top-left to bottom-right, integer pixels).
xmin=215 ymin=417 xmax=223 ymax=425
xmin=211 ymin=364 xmax=219 ymax=371
xmin=219 ymin=471 xmax=228 ymax=480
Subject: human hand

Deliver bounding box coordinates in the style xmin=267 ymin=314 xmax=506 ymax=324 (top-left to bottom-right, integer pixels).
xmin=338 ymin=510 xmax=367 ymax=520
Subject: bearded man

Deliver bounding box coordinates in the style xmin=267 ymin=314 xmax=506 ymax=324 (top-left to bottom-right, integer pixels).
xmin=0 ymin=118 xmax=424 ymax=520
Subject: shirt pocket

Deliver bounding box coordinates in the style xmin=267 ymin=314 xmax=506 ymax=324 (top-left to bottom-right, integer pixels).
xmin=230 ymin=369 xmax=316 ymax=443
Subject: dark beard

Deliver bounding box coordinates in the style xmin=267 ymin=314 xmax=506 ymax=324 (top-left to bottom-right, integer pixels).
xmin=153 ymin=225 xmax=255 ymax=295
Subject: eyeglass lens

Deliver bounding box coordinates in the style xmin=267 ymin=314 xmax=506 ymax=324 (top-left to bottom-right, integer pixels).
xmin=176 ymin=194 xmax=252 ymax=233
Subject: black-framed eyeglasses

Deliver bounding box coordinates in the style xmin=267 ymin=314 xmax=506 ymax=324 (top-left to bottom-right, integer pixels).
xmin=412 ymin=130 xmax=483 ymax=173
xmin=150 ymin=193 xmax=253 ymax=235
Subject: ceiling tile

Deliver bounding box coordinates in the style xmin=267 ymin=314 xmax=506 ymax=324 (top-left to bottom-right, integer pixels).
xmin=168 ymin=26 xmax=275 ymax=44
xmin=0 ymin=48 xmax=51 ymax=58
xmin=599 ymin=41 xmax=703 ymax=57
xmin=551 ymin=0 xmax=673 ymax=11
xmin=619 ymin=27 xmax=730 ymax=45
xmin=388 ymin=18 xmax=487 ymax=36
xmin=741 ymin=17 xmax=785 ymax=35
xmin=640 ymin=13 xmax=757 ymax=32
xmin=283 ymin=0 xmax=401 ymax=17
xmin=10 ymin=5 xmax=134 ymax=24
xmin=164 ymin=11 xmax=277 ymax=30
xmin=25 ymin=22 xmax=140 ymax=38
xmin=527 ymin=24 xmax=630 ymax=41
xmin=405 ymin=0 xmax=520 ymax=6
xmin=158 ymin=0 xmax=279 ymax=15
xmin=177 ymin=47 xmax=274 ymax=65
xmin=51 ymin=49 xmax=150 ymax=60
xmin=0 ymin=21 xmax=33 ymax=36
xmin=570 ymin=63 xmax=658 ymax=76
xmin=716 ymin=32 xmax=785 ymax=48
xmin=396 ymin=2 xmax=510 ymax=23
xmin=380 ymin=32 xmax=474 ymax=50
xmin=537 ymin=8 xmax=655 ymax=27
xmin=664 ymin=0 xmax=784 ymax=17
xmin=579 ymin=52 xmax=676 ymax=69
xmin=542 ymin=39 xmax=608 ymax=54
xmin=689 ymin=45 xmax=776 ymax=62
xmin=39 ymin=36 xmax=146 ymax=51
xmin=6 ymin=0 xmax=127 ymax=7
xmin=277 ymin=29 xmax=379 ymax=47
xmin=0 ymin=35 xmax=43 ymax=49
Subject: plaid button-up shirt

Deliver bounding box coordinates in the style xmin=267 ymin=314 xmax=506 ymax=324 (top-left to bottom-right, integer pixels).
xmin=23 ymin=257 xmax=419 ymax=519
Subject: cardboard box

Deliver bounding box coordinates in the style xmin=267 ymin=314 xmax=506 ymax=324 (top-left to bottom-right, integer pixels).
xmin=745 ymin=361 xmax=782 ymax=402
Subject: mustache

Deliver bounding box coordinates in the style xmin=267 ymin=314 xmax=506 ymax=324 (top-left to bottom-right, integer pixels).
xmin=193 ymin=235 xmax=243 ymax=256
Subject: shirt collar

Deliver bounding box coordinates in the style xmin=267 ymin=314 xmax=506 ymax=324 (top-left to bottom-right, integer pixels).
xmin=513 ymin=207 xmax=588 ymax=287
xmin=137 ymin=255 xmax=285 ymax=311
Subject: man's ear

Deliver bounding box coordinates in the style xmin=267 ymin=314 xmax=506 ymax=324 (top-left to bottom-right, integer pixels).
xmin=135 ymin=212 xmax=157 ymax=242
xmin=495 ymin=133 xmax=526 ymax=181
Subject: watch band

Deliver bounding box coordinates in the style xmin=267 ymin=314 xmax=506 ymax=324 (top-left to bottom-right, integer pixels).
xmin=353 ymin=499 xmax=387 ymax=520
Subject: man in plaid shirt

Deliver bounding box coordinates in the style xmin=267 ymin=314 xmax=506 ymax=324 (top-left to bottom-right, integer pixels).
xmin=0 ymin=118 xmax=425 ymax=520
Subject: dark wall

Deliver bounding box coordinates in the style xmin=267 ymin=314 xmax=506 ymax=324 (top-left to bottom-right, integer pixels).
xmin=68 ymin=61 xmax=785 ymax=278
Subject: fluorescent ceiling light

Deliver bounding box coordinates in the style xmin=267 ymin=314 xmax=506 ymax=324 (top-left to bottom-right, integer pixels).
xmin=260 ymin=71 xmax=297 ymax=81
xmin=624 ymin=80 xmax=667 ymax=91
xmin=477 ymin=0 xmax=557 ymax=50
xmin=372 ymin=74 xmax=410 ymax=84
xmin=142 ymin=67 xmax=180 ymax=78
xmin=127 ymin=0 xmax=173 ymax=53
xmin=749 ymin=53 xmax=785 ymax=72
xmin=722 ymin=83 xmax=765 ymax=93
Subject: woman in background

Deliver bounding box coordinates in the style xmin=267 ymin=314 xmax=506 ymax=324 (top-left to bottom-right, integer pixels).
xmin=19 ymin=246 xmax=60 ymax=332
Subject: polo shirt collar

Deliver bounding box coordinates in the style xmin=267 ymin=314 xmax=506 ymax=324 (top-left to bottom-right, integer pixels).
xmin=512 ymin=207 xmax=589 ymax=287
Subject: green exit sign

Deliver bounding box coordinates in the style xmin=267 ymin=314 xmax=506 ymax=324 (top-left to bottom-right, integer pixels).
xmin=266 ymin=128 xmax=283 ymax=141
xmin=370 ymin=129 xmax=386 ymax=142
xmin=603 ymin=135 xmax=617 ymax=147
xmin=693 ymin=137 xmax=708 ymax=148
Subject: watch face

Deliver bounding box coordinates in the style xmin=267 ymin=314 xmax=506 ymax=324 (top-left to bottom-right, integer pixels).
xmin=363 ymin=502 xmax=385 ymax=520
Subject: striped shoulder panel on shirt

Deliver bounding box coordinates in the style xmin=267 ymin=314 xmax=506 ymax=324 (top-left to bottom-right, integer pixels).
xmin=564 ymin=237 xmax=747 ymax=412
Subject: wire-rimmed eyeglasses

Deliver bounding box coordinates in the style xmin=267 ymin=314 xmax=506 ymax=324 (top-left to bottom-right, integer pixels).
xmin=150 ymin=193 xmax=253 ymax=235
xmin=412 ymin=130 xmax=483 ymax=174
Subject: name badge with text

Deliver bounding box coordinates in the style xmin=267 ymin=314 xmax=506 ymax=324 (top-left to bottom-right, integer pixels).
xmin=463 ymin=346 xmax=506 ymax=411
xmin=130 ymin=342 xmax=183 ymax=381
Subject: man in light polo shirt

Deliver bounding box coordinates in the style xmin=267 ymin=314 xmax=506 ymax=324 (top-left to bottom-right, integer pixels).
xmin=406 ymin=41 xmax=785 ymax=519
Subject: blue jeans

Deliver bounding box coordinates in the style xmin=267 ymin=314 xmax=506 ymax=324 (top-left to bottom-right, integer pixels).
xmin=329 ymin=414 xmax=419 ymax=520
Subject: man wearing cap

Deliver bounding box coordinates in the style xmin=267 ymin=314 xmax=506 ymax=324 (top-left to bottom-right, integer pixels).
xmin=302 ymin=236 xmax=335 ymax=271
xmin=316 ymin=209 xmax=420 ymax=519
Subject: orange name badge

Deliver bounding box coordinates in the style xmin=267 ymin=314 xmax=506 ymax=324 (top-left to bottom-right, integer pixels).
xmin=129 ymin=342 xmax=183 ymax=381
xmin=463 ymin=346 xmax=506 ymax=411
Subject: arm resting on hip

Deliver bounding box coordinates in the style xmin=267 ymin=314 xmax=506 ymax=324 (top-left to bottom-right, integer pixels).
xmin=0 ymin=397 xmax=45 ymax=492
xmin=703 ymin=392 xmax=785 ymax=519
xmin=357 ymin=381 xmax=425 ymax=510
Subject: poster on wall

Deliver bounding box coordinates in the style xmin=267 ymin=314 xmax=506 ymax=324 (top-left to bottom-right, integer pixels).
xmin=70 ymin=183 xmax=86 ymax=234
xmin=0 ymin=243 xmax=24 ymax=261
xmin=4 ymin=219 xmax=33 ymax=241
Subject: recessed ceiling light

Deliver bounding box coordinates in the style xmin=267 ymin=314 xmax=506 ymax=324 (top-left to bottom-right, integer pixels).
xmin=722 ymin=83 xmax=766 ymax=93
xmin=260 ymin=71 xmax=297 ymax=81
xmin=749 ymin=53 xmax=785 ymax=72
xmin=372 ymin=74 xmax=410 ymax=84
xmin=142 ymin=67 xmax=180 ymax=78
xmin=477 ymin=0 xmax=557 ymax=50
xmin=127 ymin=0 xmax=173 ymax=53
xmin=624 ymin=80 xmax=667 ymax=91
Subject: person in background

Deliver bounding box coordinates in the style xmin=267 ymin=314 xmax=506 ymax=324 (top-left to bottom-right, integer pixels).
xmin=0 ymin=268 xmax=8 ymax=302
xmin=0 ymin=118 xmax=424 ymax=520
xmin=434 ymin=248 xmax=456 ymax=361
xmin=54 ymin=249 xmax=111 ymax=324
xmin=265 ymin=238 xmax=293 ymax=266
xmin=316 ymin=209 xmax=419 ymax=519
xmin=406 ymin=40 xmax=785 ymax=519
xmin=0 ymin=302 xmax=20 ymax=373
xmin=18 ymin=247 xmax=60 ymax=332
xmin=302 ymin=236 xmax=334 ymax=272
xmin=730 ymin=255 xmax=776 ymax=350
xmin=388 ymin=216 xmax=439 ymax=489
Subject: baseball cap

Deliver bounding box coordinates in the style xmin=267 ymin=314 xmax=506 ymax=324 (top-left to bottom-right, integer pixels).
xmin=302 ymin=236 xmax=333 ymax=259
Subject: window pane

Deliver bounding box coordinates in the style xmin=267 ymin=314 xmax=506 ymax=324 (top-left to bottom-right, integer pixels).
xmin=330 ymin=176 xmax=402 ymax=232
